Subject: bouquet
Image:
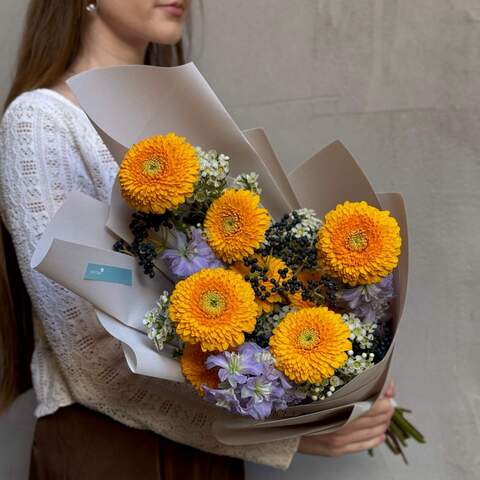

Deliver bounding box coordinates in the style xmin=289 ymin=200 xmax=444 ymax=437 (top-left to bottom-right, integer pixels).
xmin=32 ymin=63 xmax=424 ymax=461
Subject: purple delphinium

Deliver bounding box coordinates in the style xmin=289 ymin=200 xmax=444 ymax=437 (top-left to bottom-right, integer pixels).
xmin=206 ymin=350 xmax=263 ymax=387
xmin=203 ymin=386 xmax=241 ymax=411
xmin=203 ymin=342 xmax=300 ymax=420
xmin=240 ymin=376 xmax=281 ymax=419
xmin=162 ymin=227 xmax=223 ymax=279
xmin=339 ymin=273 xmax=394 ymax=323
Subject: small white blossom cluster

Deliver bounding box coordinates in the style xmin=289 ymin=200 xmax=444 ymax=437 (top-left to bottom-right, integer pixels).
xmin=254 ymin=305 xmax=292 ymax=342
xmin=143 ymin=291 xmax=175 ymax=352
xmin=340 ymin=351 xmax=375 ymax=377
xmin=192 ymin=147 xmax=230 ymax=203
xmin=343 ymin=313 xmax=377 ymax=349
xmin=290 ymin=209 xmax=321 ymax=239
xmin=303 ymin=375 xmax=345 ymax=401
xmin=233 ymin=172 xmax=262 ymax=194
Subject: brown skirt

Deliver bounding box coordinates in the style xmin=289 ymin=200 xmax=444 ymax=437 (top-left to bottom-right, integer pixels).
xmin=29 ymin=404 xmax=244 ymax=480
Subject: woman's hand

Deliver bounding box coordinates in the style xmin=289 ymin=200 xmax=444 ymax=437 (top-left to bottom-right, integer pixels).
xmin=298 ymin=381 xmax=395 ymax=457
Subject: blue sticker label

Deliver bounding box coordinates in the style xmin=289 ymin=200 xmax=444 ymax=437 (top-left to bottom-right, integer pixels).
xmin=84 ymin=263 xmax=132 ymax=286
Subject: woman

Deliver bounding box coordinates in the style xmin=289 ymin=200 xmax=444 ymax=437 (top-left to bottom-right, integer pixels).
xmin=0 ymin=1 xmax=395 ymax=478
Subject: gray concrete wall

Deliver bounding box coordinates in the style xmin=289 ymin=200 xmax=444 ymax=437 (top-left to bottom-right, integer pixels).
xmin=1 ymin=1 xmax=479 ymax=479
xmin=0 ymin=1 xmax=26 ymax=103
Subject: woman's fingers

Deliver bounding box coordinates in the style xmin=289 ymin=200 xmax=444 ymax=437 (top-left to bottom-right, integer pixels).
xmin=312 ymin=397 xmax=394 ymax=438
xmin=328 ymin=423 xmax=389 ymax=445
xmin=299 ymin=433 xmax=386 ymax=457
xmin=339 ymin=398 xmax=394 ymax=433
xmin=329 ymin=434 xmax=386 ymax=457
xmin=361 ymin=397 xmax=395 ymax=418
xmin=312 ymin=420 xmax=389 ymax=448
xmin=338 ymin=411 xmax=393 ymax=433
xmin=297 ymin=380 xmax=396 ymax=458
xmin=384 ymin=380 xmax=395 ymax=398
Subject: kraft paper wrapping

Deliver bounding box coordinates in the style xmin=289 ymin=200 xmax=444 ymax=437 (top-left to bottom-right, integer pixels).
xmin=67 ymin=63 xmax=295 ymax=219
xmin=31 ymin=64 xmax=408 ymax=446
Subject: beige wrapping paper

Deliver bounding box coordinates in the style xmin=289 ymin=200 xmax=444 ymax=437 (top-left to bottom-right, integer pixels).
xmin=67 ymin=63 xmax=295 ymax=219
xmin=31 ymin=193 xmax=182 ymax=381
xmin=31 ymin=64 xmax=408 ymax=446
xmin=211 ymin=164 xmax=408 ymax=444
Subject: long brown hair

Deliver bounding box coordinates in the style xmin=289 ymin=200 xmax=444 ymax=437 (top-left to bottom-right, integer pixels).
xmin=0 ymin=0 xmax=195 ymax=412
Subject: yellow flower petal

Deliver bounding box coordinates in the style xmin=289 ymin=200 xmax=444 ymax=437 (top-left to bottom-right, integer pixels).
xmin=180 ymin=343 xmax=219 ymax=395
xmin=204 ymin=189 xmax=270 ymax=263
xmin=269 ymin=307 xmax=351 ymax=384
xmin=317 ymin=201 xmax=401 ymax=286
xmin=119 ymin=132 xmax=199 ymax=214
xmin=169 ymin=268 xmax=257 ymax=351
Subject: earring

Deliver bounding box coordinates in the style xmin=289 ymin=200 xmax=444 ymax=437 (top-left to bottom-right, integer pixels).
xmin=86 ymin=3 xmax=97 ymax=13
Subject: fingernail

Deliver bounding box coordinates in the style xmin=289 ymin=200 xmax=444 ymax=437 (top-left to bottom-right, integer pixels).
xmin=386 ymin=380 xmax=395 ymax=396
xmin=389 ymin=398 xmax=398 ymax=408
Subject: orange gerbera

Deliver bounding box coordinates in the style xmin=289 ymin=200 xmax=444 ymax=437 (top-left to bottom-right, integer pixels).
xmin=232 ymin=255 xmax=290 ymax=313
xmin=119 ymin=132 xmax=199 ymax=214
xmin=269 ymin=307 xmax=351 ymax=384
xmin=317 ymin=201 xmax=401 ymax=286
xmin=169 ymin=268 xmax=257 ymax=351
xmin=204 ymin=189 xmax=270 ymax=263
xmin=180 ymin=343 xmax=219 ymax=395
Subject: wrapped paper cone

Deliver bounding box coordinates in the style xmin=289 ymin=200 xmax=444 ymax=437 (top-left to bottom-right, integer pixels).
xmin=31 ymin=192 xmax=173 ymax=332
xmin=287 ymin=140 xmax=381 ymax=217
xmin=211 ymin=188 xmax=407 ymax=443
xmin=67 ymin=63 xmax=295 ymax=219
xmin=242 ymin=127 xmax=301 ymax=211
xmin=29 ymin=64 xmax=409 ymax=447
xmin=95 ymin=310 xmax=183 ymax=382
xmin=31 ymin=192 xmax=181 ymax=382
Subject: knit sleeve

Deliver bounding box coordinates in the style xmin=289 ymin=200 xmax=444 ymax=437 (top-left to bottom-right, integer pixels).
xmin=0 ymin=93 xmax=300 ymax=470
xmin=0 ymin=94 xmax=100 ymax=410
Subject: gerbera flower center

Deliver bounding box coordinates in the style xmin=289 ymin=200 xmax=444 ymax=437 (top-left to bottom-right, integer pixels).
xmin=346 ymin=229 xmax=368 ymax=251
xmin=142 ymin=156 xmax=166 ymax=176
xmin=222 ymin=213 xmax=240 ymax=234
xmin=200 ymin=290 xmax=227 ymax=315
xmin=297 ymin=328 xmax=320 ymax=349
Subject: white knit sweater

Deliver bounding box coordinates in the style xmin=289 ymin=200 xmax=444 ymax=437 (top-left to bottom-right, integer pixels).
xmin=0 ymin=88 xmax=299 ymax=469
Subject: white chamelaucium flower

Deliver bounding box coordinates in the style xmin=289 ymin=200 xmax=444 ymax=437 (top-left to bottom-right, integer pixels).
xmin=329 ymin=375 xmax=344 ymax=388
xmin=193 ymin=146 xmax=230 ymax=202
xmin=342 ymin=313 xmax=377 ymax=349
xmin=339 ymin=353 xmax=375 ymax=376
xmin=143 ymin=291 xmax=175 ymax=351
xmin=304 ymin=374 xmax=346 ymax=401
xmin=290 ymin=208 xmax=321 ymax=239
xmin=233 ymin=172 xmax=262 ymax=194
